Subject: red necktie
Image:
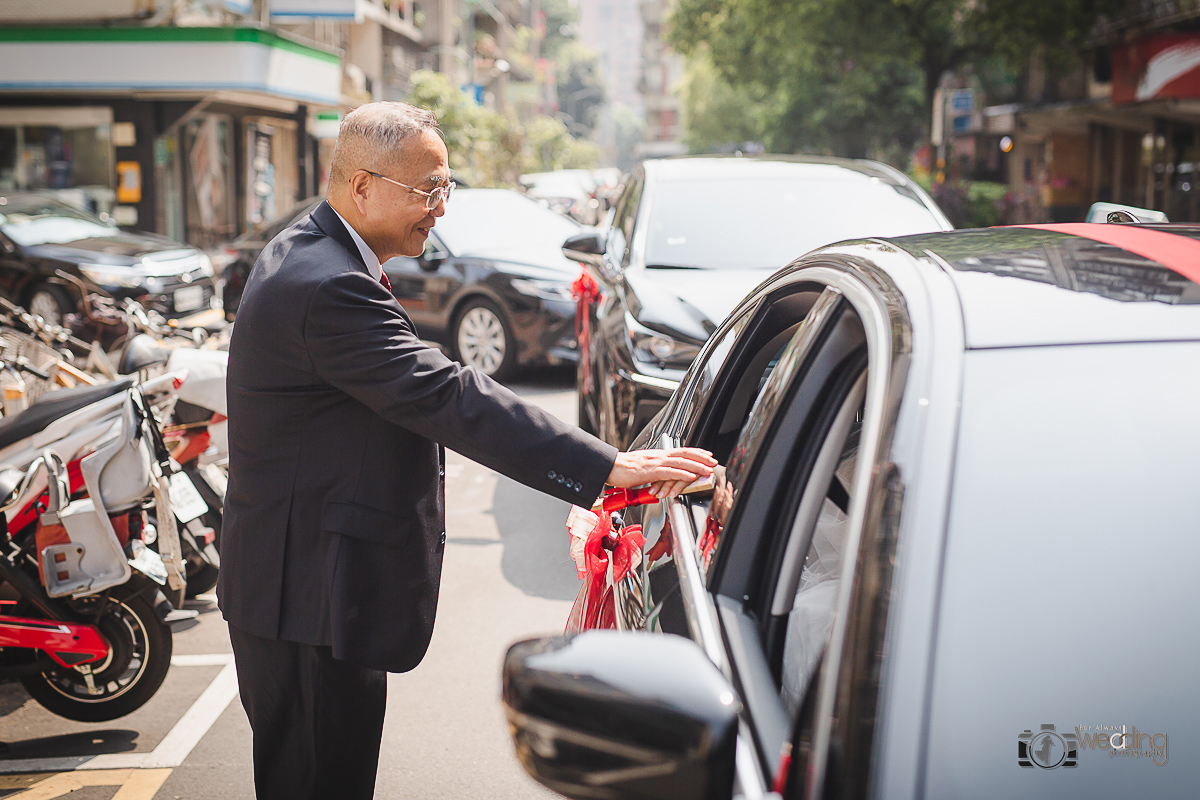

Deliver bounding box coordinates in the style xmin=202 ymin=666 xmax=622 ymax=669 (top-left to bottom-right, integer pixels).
xmin=379 ymin=272 xmax=392 ymax=292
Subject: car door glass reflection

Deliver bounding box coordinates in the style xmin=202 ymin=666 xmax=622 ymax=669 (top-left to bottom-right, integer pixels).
xmin=782 ymin=445 xmax=856 ymax=718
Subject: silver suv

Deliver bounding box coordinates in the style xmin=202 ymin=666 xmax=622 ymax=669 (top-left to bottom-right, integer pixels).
xmin=504 ymin=222 xmax=1200 ymax=799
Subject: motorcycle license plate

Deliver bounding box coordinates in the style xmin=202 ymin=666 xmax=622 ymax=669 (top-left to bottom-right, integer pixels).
xmin=174 ymin=285 xmax=205 ymax=313
xmin=168 ymin=472 xmax=208 ymax=523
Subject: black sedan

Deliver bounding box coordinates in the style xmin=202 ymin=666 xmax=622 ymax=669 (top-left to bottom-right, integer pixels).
xmin=220 ymin=195 xmax=322 ymax=319
xmin=504 ymin=220 xmax=1200 ymax=799
xmin=223 ymin=189 xmax=584 ymax=381
xmin=567 ymin=155 xmax=951 ymax=449
xmin=0 ymin=192 xmax=217 ymax=326
xmin=381 ymin=188 xmax=584 ymax=380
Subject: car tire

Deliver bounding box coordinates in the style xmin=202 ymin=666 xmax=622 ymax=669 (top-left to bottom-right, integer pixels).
xmin=453 ymin=298 xmax=518 ymax=381
xmin=576 ymin=359 xmax=596 ymax=435
xmin=26 ymin=283 xmax=74 ymax=327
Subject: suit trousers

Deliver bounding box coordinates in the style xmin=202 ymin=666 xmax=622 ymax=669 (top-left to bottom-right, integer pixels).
xmin=228 ymin=623 xmax=388 ymax=800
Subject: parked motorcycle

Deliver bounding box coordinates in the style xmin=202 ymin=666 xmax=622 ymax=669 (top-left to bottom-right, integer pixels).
xmin=118 ymin=316 xmax=227 ymax=598
xmin=0 ymin=372 xmax=186 ymax=721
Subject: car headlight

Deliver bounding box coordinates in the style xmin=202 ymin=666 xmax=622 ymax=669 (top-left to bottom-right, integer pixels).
xmin=627 ymin=315 xmax=702 ymax=368
xmin=78 ymin=264 xmax=149 ymax=288
xmin=511 ymin=278 xmax=574 ymax=301
xmin=194 ymin=253 xmax=215 ymax=279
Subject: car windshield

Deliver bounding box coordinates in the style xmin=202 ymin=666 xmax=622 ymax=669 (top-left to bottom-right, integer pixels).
xmin=434 ymin=190 xmax=581 ymax=255
xmin=0 ymin=196 xmax=116 ymax=247
xmin=643 ymin=174 xmax=946 ymax=270
xmin=522 ymin=171 xmax=596 ymax=199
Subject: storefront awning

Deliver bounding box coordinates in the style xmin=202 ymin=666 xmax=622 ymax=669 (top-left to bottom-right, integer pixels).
xmin=0 ymin=27 xmax=341 ymax=110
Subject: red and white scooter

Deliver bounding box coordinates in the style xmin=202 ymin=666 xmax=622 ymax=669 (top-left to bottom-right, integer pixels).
xmin=0 ymin=373 xmax=186 ymax=721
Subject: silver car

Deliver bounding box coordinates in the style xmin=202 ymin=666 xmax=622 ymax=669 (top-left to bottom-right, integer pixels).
xmin=503 ymin=222 xmax=1200 ymax=799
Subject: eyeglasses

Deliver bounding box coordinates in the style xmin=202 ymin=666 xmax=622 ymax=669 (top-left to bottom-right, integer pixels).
xmin=360 ymin=170 xmax=454 ymax=209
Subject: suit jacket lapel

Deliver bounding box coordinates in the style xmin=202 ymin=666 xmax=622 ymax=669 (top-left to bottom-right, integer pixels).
xmin=310 ymin=201 xmax=366 ymax=269
xmin=308 ymin=200 xmax=418 ymax=331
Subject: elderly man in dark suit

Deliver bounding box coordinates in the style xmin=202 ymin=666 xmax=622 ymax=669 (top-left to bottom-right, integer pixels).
xmin=218 ymin=101 xmax=715 ymax=800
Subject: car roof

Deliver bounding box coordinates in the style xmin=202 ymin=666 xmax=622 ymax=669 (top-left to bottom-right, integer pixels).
xmin=643 ymin=154 xmax=920 ymax=187
xmin=882 ymin=224 xmax=1200 ymax=348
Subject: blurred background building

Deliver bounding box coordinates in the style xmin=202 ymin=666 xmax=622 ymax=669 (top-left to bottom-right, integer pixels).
xmin=940 ymin=2 xmax=1200 ymax=223
xmin=0 ymin=0 xmax=648 ymax=248
xmin=634 ymin=0 xmax=684 ymax=159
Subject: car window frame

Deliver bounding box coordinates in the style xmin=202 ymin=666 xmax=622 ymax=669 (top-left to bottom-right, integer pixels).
xmin=606 ymin=166 xmax=643 ymax=273
xmin=651 ymin=258 xmax=913 ymax=799
xmin=697 ymin=296 xmax=870 ymax=775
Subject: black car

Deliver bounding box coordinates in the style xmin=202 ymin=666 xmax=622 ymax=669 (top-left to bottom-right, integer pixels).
xmin=567 ymin=155 xmax=951 ymax=449
xmin=223 ymin=189 xmax=584 ymax=381
xmin=219 ymin=195 xmax=323 ymax=319
xmin=0 ymin=192 xmax=218 ymax=326
xmin=504 ymin=221 xmax=1200 ymax=799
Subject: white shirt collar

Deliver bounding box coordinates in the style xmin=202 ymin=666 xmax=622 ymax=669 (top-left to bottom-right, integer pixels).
xmin=331 ymin=206 xmax=383 ymax=281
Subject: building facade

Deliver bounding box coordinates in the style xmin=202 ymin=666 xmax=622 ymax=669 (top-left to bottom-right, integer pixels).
xmin=950 ymin=3 xmax=1200 ymax=223
xmin=635 ymin=0 xmax=684 ymax=159
xmin=0 ymin=0 xmax=534 ymax=251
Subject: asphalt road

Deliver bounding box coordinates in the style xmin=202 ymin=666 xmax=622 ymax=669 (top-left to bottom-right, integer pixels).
xmin=0 ymin=369 xmax=581 ymax=799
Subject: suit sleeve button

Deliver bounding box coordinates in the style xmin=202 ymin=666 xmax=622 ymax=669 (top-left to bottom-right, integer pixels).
xmin=548 ymin=470 xmax=557 ymax=480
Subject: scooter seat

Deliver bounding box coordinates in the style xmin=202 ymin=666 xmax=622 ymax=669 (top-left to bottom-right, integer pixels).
xmin=0 ymin=379 xmax=133 ymax=453
xmin=118 ymin=334 xmax=174 ymax=374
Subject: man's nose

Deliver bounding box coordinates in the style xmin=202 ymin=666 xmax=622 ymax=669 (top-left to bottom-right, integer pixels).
xmin=431 ymin=196 xmax=447 ymax=217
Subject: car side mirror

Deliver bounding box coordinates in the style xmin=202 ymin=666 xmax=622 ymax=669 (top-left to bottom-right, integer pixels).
xmin=562 ymin=230 xmax=606 ymax=270
xmin=503 ymin=631 xmax=739 ymax=800
xmin=419 ymin=248 xmax=447 ymax=272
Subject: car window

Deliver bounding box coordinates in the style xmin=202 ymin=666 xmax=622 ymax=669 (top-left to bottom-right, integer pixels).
xmin=0 ymin=195 xmax=115 ymax=247
xmin=607 ymin=171 xmax=642 ymax=268
xmin=779 ymin=384 xmax=863 ymax=719
xmin=681 ymin=296 xmax=871 ymax=777
xmin=677 ymin=287 xmax=826 ymax=465
xmin=431 ymin=190 xmax=580 ymax=255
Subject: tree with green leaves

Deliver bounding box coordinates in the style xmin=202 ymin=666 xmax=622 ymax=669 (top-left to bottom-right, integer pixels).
xmin=668 ymin=0 xmax=1125 ymax=159
xmin=676 ymin=49 xmax=766 ymax=153
xmin=405 ymin=71 xmax=598 ymax=185
xmin=555 ymin=40 xmax=607 ymax=138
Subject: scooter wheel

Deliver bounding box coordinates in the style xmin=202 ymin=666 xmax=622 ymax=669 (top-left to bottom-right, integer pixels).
xmin=185 ymin=560 xmax=219 ymax=598
xmin=21 ymin=588 xmax=172 ymax=722
xmin=184 ymin=509 xmax=221 ymax=599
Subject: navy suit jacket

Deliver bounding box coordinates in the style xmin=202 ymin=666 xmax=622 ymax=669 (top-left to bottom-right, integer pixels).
xmin=218 ymin=201 xmax=617 ymax=672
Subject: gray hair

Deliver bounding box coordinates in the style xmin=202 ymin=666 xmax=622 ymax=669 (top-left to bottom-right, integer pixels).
xmin=328 ymin=102 xmax=440 ymax=186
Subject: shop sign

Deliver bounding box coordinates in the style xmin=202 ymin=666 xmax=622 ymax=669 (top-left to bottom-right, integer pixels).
xmin=1114 ymin=34 xmax=1200 ymax=103
xmin=271 ymin=0 xmax=357 ymax=19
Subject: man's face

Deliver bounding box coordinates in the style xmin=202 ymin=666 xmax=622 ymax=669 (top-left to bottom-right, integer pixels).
xmin=363 ymin=129 xmax=450 ymax=259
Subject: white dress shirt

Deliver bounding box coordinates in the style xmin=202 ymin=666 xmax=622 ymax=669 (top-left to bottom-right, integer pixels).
xmin=331 ymin=206 xmax=383 ymax=281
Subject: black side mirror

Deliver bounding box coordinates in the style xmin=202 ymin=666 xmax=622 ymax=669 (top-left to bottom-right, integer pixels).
xmin=562 ymin=230 xmax=606 ymax=270
xmin=418 ymin=248 xmax=447 ymax=272
xmin=503 ymin=631 xmax=739 ymax=800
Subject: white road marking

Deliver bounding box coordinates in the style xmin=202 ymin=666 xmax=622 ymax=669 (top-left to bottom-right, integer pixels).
xmin=169 ymin=653 xmax=233 ymax=667
xmin=0 ymin=654 xmax=238 ymax=775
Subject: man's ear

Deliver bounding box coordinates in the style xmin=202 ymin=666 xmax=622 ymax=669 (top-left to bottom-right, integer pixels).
xmin=346 ymin=170 xmax=373 ymax=216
